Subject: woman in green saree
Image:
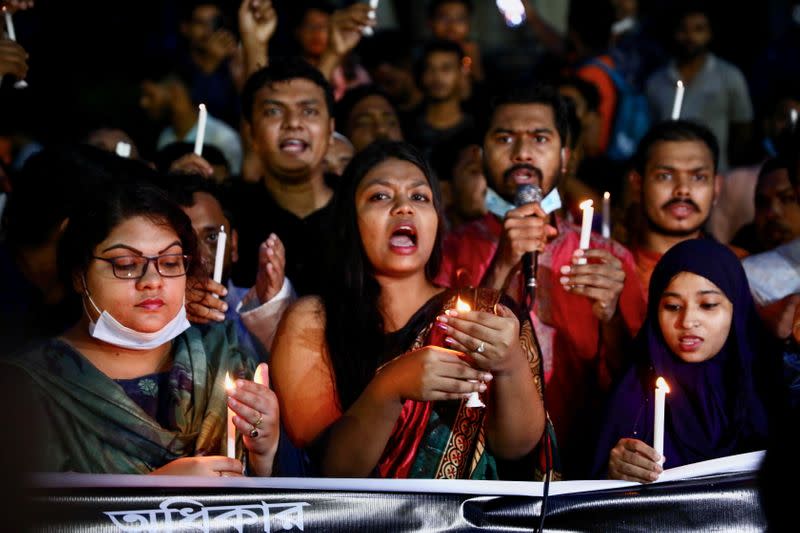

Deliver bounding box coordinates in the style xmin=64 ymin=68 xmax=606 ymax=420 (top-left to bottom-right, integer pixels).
xmin=2 ymin=182 xmax=279 ymax=476
xmin=271 ymin=141 xmax=548 ymax=478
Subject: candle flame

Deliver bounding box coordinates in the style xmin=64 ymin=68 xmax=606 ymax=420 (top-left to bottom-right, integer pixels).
xmin=677 ymin=80 xmax=684 ymax=89
xmin=603 ymin=191 xmax=610 ymax=200
xmin=579 ymin=199 xmax=593 ymax=210
xmin=656 ymin=377 xmax=670 ymax=393
xmin=199 ymin=103 xmax=206 ymax=111
xmin=455 ymin=297 xmax=472 ymax=313
xmin=224 ymin=372 xmax=235 ymax=392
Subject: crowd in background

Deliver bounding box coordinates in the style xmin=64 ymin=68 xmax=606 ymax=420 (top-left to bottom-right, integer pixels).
xmin=0 ymin=0 xmax=799 ymax=501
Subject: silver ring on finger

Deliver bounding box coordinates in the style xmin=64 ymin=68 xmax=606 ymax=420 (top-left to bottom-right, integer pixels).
xmin=476 ymin=341 xmax=485 ymax=354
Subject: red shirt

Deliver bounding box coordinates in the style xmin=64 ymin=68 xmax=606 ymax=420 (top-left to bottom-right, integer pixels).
xmin=437 ymin=213 xmax=646 ymax=474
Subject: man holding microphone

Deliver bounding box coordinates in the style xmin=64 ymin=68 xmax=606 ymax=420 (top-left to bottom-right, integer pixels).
xmin=437 ymin=84 xmax=645 ymax=479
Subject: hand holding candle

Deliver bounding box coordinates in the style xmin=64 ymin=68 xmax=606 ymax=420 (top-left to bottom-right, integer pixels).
xmin=212 ymin=225 xmax=227 ymax=285
xmin=3 ymin=8 xmax=27 ymax=89
xmin=578 ymin=199 xmax=594 ymax=265
xmin=653 ymin=377 xmax=670 ymax=465
xmin=194 ymin=104 xmax=208 ymax=156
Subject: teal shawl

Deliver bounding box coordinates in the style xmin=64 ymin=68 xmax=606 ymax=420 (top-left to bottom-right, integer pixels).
xmin=3 ymin=322 xmax=253 ymax=473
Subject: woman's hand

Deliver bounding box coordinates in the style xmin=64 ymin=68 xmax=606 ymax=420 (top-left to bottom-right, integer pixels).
xmin=374 ymin=345 xmax=492 ymax=403
xmin=436 ymin=303 xmax=528 ymax=375
xmin=228 ymin=363 xmax=279 ymax=476
xmin=168 ymin=153 xmax=214 ymax=179
xmin=608 ymin=438 xmax=663 ymax=483
xmin=150 ymin=456 xmax=243 ymax=477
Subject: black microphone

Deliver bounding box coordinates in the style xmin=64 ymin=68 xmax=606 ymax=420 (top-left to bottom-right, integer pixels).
xmin=514 ymin=184 xmax=543 ymax=294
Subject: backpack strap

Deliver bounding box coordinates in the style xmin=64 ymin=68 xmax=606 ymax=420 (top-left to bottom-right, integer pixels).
xmin=587 ymin=58 xmax=628 ymax=91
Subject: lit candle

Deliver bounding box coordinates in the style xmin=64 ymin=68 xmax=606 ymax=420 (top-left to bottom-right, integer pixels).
xmin=602 ymin=191 xmax=611 ymax=239
xmin=654 ymin=377 xmax=670 ymax=464
xmin=3 ymin=9 xmax=27 ymax=89
xmin=578 ymin=199 xmax=594 ymax=265
xmin=212 ymin=225 xmax=227 ymax=285
xmin=362 ymin=0 xmax=379 ymax=36
xmin=791 ymin=108 xmax=798 ymax=132
xmin=225 ymin=372 xmax=236 ymax=459
xmin=670 ymin=80 xmax=684 ymax=120
xmin=194 ymin=104 xmax=208 ymax=156
xmin=455 ymin=297 xmax=485 ymax=409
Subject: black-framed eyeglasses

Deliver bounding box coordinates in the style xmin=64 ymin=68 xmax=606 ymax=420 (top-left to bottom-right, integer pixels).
xmin=92 ymin=254 xmax=191 ymax=280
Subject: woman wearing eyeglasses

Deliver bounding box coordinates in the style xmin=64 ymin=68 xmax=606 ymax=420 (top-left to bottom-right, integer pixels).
xmin=1 ymin=182 xmax=279 ymax=476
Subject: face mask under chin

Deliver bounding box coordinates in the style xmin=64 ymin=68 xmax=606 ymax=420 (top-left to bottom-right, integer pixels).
xmin=83 ymin=287 xmax=191 ymax=351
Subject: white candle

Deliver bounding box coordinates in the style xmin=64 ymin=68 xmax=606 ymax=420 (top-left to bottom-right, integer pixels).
xmin=578 ymin=199 xmax=593 ymax=265
xmin=212 ymin=225 xmax=226 ymax=284
xmin=456 ymin=297 xmax=485 ymax=409
xmin=791 ymin=109 xmax=798 ymax=131
xmin=225 ymin=372 xmax=236 ymax=459
xmin=653 ymin=377 xmax=670 ymax=463
xmin=3 ymin=10 xmax=27 ymax=89
xmin=194 ymin=104 xmax=208 ymax=156
xmin=4 ymin=10 xmax=17 ymax=40
xmin=362 ymin=0 xmax=379 ymax=36
xmin=602 ymin=191 xmax=611 ymax=239
xmin=670 ymin=80 xmax=684 ymax=120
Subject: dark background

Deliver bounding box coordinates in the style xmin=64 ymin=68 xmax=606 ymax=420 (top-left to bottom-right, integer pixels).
xmin=0 ymin=0 xmax=795 ymax=158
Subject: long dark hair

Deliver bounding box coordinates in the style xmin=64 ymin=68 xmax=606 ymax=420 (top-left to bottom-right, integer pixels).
xmin=323 ymin=141 xmax=444 ymax=410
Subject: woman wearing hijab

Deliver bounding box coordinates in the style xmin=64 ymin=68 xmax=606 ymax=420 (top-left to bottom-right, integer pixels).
xmin=592 ymin=239 xmax=775 ymax=482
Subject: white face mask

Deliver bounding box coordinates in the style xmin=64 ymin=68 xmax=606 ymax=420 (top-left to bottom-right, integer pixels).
xmin=83 ymin=285 xmax=190 ymax=351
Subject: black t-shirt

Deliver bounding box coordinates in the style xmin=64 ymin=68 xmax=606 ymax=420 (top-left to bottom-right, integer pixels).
xmin=228 ymin=181 xmax=336 ymax=297
xmin=406 ymin=110 xmax=477 ymax=161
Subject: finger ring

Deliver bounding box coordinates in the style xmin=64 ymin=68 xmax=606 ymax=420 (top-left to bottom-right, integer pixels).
xmin=249 ymin=428 xmax=260 ymax=438
xmin=253 ymin=413 xmax=263 ymax=428
xmin=476 ymin=341 xmax=485 ymax=354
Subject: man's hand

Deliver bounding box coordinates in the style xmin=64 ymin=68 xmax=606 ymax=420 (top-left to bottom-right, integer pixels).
xmin=0 ymin=39 xmax=27 ymax=78
xmin=169 ymin=153 xmax=214 ymax=178
xmin=254 ymin=234 xmax=286 ymax=304
xmin=560 ymin=248 xmax=626 ymax=322
xmin=485 ymin=203 xmax=557 ymax=291
xmin=326 ymin=4 xmax=374 ymax=59
xmin=238 ymin=0 xmax=276 ymax=49
xmin=186 ymin=277 xmax=228 ymax=324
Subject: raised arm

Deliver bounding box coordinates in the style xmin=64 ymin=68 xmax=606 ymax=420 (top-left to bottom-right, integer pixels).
xmin=317 ymin=3 xmax=374 ymax=81
xmin=238 ymin=0 xmax=277 ymax=80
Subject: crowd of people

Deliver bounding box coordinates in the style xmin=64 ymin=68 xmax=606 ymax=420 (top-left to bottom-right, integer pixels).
xmin=0 ymin=0 xmax=799 ymax=487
